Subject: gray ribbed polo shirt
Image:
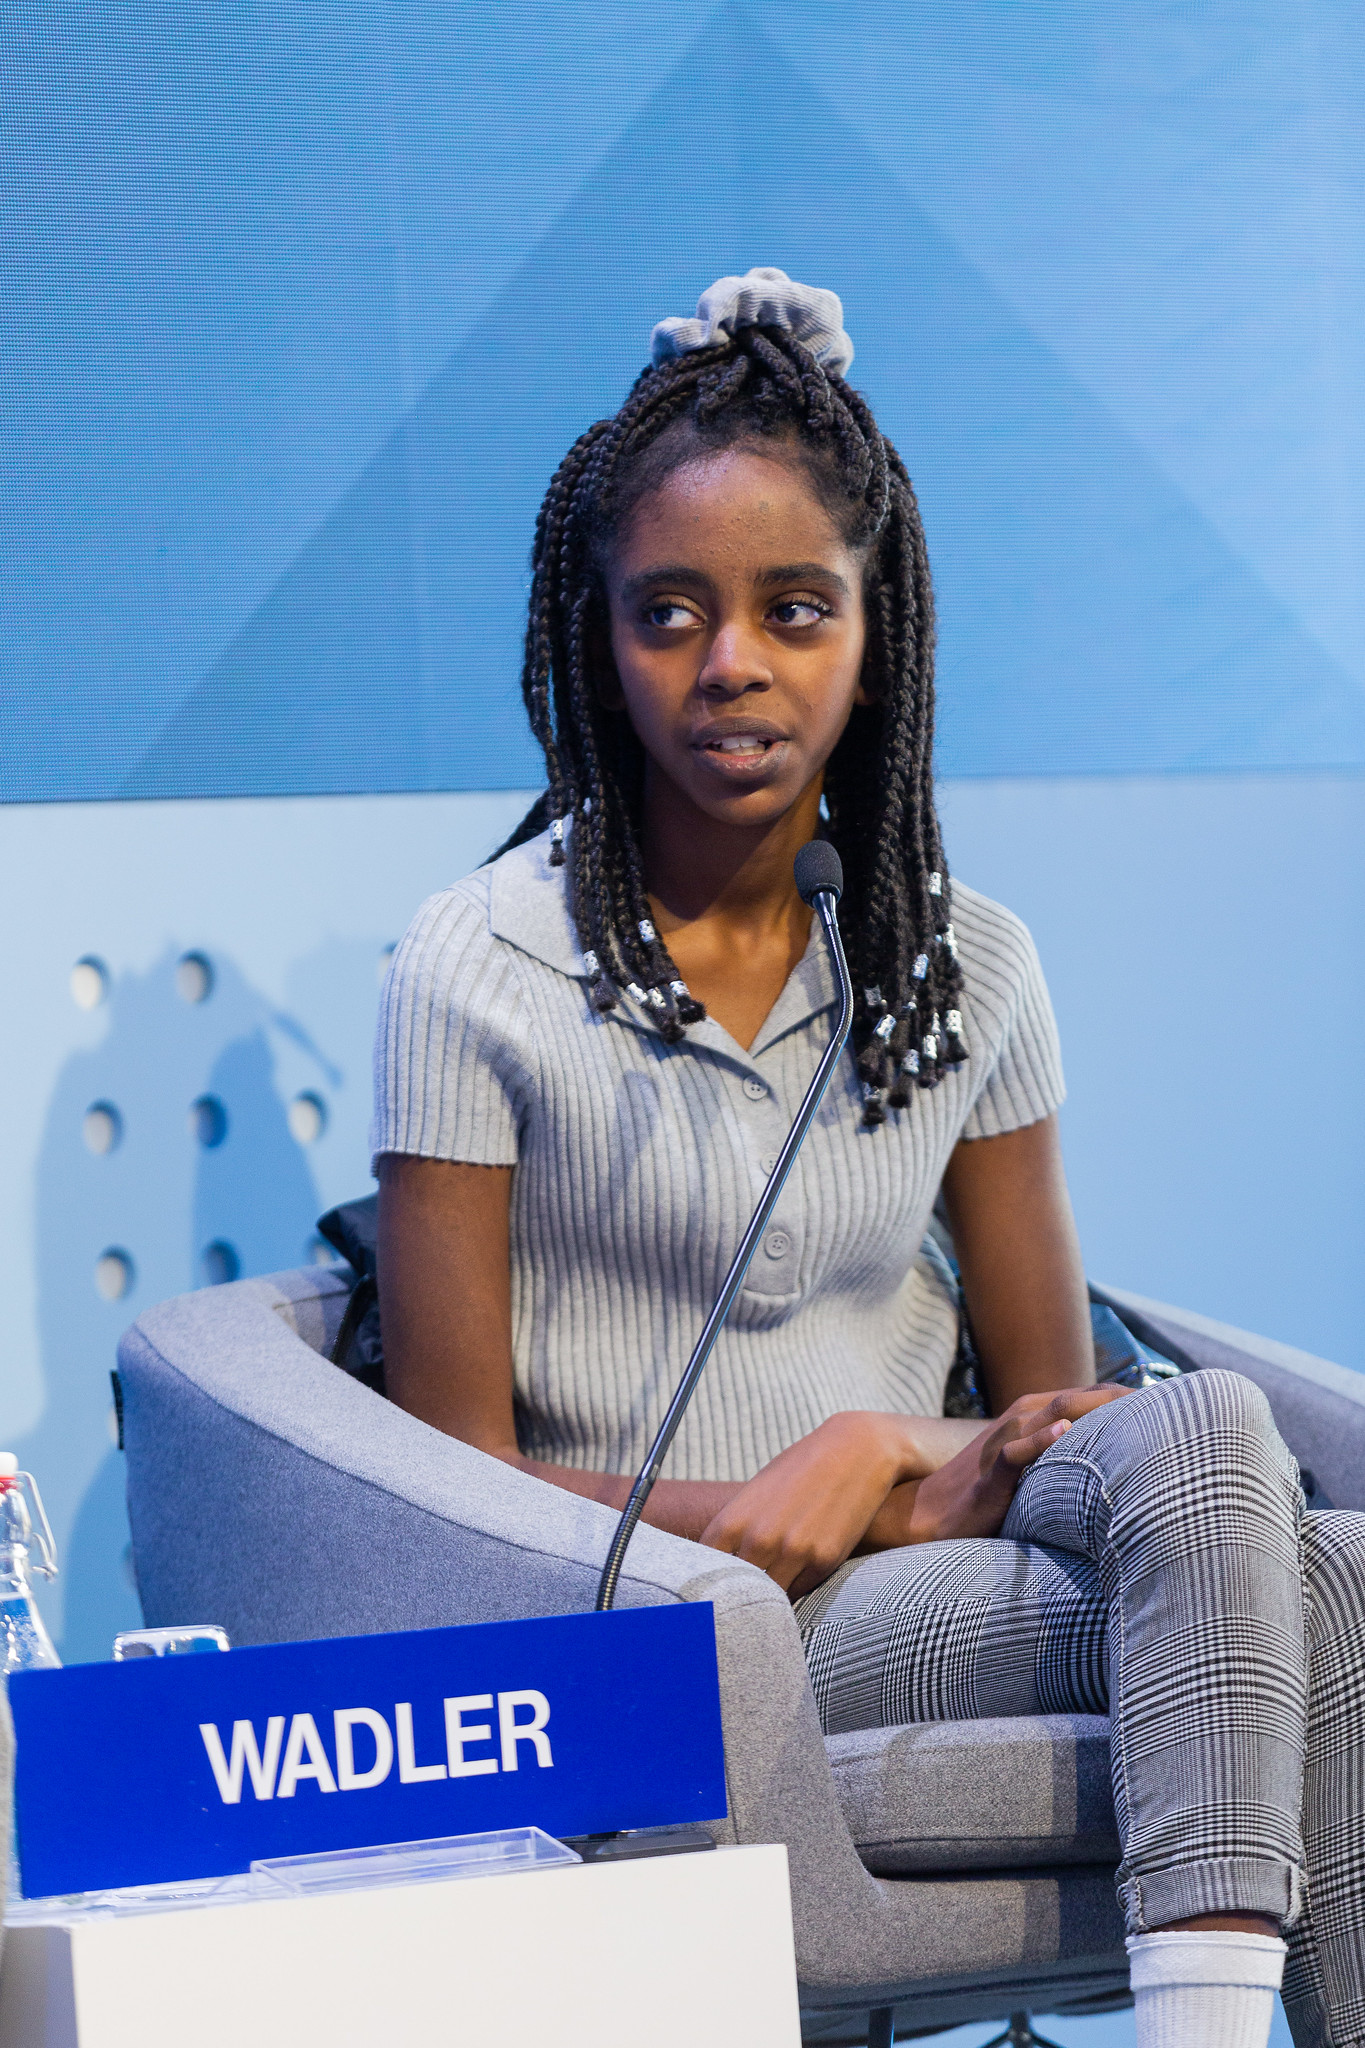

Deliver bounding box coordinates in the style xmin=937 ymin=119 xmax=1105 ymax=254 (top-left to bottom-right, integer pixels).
xmin=373 ymin=830 xmax=1065 ymax=1482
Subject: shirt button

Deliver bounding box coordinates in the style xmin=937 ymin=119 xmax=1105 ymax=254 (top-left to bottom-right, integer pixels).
xmin=763 ymin=1229 xmax=792 ymax=1260
xmin=742 ymin=1077 xmax=767 ymax=1101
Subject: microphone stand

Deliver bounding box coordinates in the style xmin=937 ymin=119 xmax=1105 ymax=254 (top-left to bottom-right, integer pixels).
xmin=595 ymin=870 xmax=855 ymax=1612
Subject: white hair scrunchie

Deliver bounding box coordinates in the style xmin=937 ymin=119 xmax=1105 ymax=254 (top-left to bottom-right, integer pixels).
xmin=650 ymin=266 xmax=854 ymax=376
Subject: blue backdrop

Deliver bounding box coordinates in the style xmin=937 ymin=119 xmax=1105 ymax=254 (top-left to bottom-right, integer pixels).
xmin=6 ymin=0 xmax=1365 ymax=802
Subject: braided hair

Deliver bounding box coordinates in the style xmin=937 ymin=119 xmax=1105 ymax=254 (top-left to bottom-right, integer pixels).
xmin=494 ymin=320 xmax=966 ymax=1126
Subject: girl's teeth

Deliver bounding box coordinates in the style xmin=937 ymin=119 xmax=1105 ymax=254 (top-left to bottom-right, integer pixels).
xmin=714 ymin=737 xmax=766 ymax=753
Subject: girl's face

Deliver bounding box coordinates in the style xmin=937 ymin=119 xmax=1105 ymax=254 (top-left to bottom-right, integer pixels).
xmin=604 ymin=447 xmax=870 ymax=832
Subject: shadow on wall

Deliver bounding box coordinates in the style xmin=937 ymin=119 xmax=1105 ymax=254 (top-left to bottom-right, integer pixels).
xmin=18 ymin=946 xmax=334 ymax=1663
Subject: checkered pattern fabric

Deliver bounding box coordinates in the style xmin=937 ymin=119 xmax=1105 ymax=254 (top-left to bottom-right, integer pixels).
xmin=797 ymin=1371 xmax=1365 ymax=2047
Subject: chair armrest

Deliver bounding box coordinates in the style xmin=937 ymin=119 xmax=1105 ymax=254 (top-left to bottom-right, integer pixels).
xmin=1093 ymin=1284 xmax=1365 ymax=1511
xmin=234 ymin=1265 xmax=355 ymax=1357
xmin=118 ymin=1276 xmax=877 ymax=1945
xmin=119 ymin=1279 xmax=740 ymax=1625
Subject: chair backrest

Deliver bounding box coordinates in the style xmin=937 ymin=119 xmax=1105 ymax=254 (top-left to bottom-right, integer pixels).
xmin=1093 ymin=1284 xmax=1365 ymax=1511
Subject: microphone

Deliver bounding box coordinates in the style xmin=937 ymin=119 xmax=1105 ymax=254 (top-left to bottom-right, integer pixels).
xmin=793 ymin=837 xmax=844 ymax=908
xmin=595 ymin=841 xmax=855 ymax=1611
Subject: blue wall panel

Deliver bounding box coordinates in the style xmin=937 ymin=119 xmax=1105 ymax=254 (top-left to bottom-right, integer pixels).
xmin=5 ymin=1 xmax=1365 ymax=801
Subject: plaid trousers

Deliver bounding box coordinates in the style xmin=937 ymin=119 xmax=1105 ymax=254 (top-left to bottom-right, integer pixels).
xmin=795 ymin=1370 xmax=1365 ymax=2048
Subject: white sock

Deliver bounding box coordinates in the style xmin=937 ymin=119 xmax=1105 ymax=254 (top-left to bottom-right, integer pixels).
xmin=1127 ymin=1931 xmax=1286 ymax=2048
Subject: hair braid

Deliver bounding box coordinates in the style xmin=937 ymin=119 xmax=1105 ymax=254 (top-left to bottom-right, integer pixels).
xmin=492 ymin=320 xmax=965 ymax=1125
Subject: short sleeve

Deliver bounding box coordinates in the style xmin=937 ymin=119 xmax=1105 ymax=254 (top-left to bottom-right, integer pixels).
xmin=958 ymin=901 xmax=1066 ymax=1141
xmin=371 ymin=883 xmax=530 ymax=1170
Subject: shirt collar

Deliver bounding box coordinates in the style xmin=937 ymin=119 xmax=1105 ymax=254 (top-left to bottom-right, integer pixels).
xmin=487 ymin=827 xmax=839 ymax=1057
xmin=486 ymin=830 xmax=582 ymax=974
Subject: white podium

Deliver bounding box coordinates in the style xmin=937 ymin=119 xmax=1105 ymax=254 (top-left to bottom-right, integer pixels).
xmin=0 ymin=1844 xmax=799 ymax=2048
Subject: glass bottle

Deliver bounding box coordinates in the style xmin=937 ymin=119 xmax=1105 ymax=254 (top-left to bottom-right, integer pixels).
xmin=0 ymin=1455 xmax=59 ymax=1680
xmin=0 ymin=1452 xmax=60 ymax=1902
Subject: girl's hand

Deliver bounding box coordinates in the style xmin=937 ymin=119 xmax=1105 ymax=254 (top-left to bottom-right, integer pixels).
xmin=898 ymin=1386 xmax=1130 ymax=1545
xmin=698 ymin=1412 xmax=916 ymax=1598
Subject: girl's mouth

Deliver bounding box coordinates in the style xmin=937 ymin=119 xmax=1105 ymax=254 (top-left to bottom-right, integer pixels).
xmin=692 ymin=730 xmax=789 ymax=779
xmin=705 ymin=735 xmax=774 ymax=756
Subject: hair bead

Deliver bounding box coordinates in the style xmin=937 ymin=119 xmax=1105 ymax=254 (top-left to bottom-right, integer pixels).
xmin=638 ymin=918 xmax=657 ymax=943
xmin=927 ymin=871 xmax=942 ymax=896
xmin=943 ymin=1006 xmax=969 ymax=1066
xmin=873 ymin=1012 xmax=895 ymax=1042
xmin=912 ymin=953 xmax=928 ymax=981
xmin=582 ymin=950 xmax=600 ymax=977
xmin=668 ymin=976 xmax=705 ymax=1025
xmin=863 ymin=985 xmax=883 ymax=1011
xmin=892 ymin=1045 xmax=921 ymax=1106
xmin=626 ymin=982 xmax=648 ymax=1004
xmin=657 ymin=991 xmax=686 ymax=1043
xmin=915 ymin=1032 xmax=939 ymax=1089
xmin=860 ymin=1081 xmax=887 ymax=1128
xmin=549 ymin=815 xmax=566 ymax=867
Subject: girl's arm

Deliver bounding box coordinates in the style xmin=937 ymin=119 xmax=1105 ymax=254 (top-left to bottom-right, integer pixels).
xmin=377 ymin=1153 xmax=741 ymax=1540
xmin=939 ymin=1113 xmax=1095 ymax=1412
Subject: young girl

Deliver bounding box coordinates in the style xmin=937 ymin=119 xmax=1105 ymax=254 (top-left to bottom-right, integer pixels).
xmin=373 ymin=269 xmax=1364 ymax=2048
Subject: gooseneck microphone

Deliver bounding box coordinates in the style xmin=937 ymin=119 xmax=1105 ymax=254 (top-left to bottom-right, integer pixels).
xmin=595 ymin=840 xmax=855 ymax=1611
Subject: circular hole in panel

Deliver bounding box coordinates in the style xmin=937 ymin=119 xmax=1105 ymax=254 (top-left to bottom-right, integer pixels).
xmin=377 ymin=943 xmax=396 ymax=986
xmin=287 ymin=1091 xmax=326 ymax=1145
xmin=175 ymin=952 xmax=214 ymax=1004
xmin=94 ymin=1249 xmax=134 ymax=1301
xmin=70 ymin=957 xmax=110 ymax=1010
xmin=201 ymin=1240 xmax=241 ymax=1286
xmin=189 ymin=1095 xmax=228 ymax=1148
xmin=83 ymin=1101 xmax=123 ymax=1155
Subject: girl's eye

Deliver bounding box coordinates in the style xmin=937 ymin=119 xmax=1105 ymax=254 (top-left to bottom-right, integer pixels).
xmin=644 ymin=602 xmax=698 ymax=631
xmin=770 ymin=599 xmax=831 ymax=627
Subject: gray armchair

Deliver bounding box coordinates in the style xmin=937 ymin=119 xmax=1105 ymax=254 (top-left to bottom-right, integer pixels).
xmin=117 ymin=1267 xmax=1365 ymax=2044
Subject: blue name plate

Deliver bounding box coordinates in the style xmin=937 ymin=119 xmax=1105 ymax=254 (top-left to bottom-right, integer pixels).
xmin=9 ymin=1605 xmax=727 ymax=1899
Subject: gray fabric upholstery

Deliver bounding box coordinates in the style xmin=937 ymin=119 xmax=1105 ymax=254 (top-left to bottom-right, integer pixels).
xmin=118 ymin=1265 xmax=1132 ymax=2024
xmin=1092 ymin=1285 xmax=1365 ymax=1512
xmin=119 ymin=1264 xmax=1360 ymax=2030
xmin=828 ymin=1715 xmax=1118 ymax=1875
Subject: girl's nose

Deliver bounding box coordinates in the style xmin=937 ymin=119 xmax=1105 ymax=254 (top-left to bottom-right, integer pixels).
xmin=697 ymin=622 xmax=773 ymax=696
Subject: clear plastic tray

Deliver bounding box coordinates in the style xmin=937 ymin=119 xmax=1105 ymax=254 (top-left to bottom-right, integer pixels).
xmin=5 ymin=1827 xmax=578 ymax=1925
xmin=5 ymin=1872 xmax=252 ymax=1926
xmin=249 ymin=1826 xmax=579 ymax=1896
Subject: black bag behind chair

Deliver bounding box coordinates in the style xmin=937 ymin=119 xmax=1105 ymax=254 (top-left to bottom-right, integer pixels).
xmin=316 ymin=1194 xmax=384 ymax=1393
